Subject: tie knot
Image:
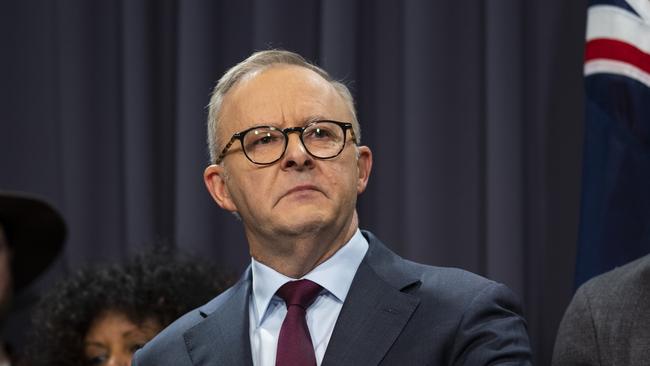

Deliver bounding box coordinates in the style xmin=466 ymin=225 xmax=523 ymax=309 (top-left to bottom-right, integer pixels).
xmin=277 ymin=279 xmax=322 ymax=309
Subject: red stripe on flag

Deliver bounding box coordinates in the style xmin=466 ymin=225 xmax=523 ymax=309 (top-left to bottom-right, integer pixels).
xmin=585 ymin=38 xmax=650 ymax=75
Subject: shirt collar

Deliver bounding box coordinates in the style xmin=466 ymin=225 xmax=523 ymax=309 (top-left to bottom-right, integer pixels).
xmin=250 ymin=229 xmax=369 ymax=326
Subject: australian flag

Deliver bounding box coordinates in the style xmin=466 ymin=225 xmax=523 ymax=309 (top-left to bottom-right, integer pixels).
xmin=575 ymin=0 xmax=650 ymax=287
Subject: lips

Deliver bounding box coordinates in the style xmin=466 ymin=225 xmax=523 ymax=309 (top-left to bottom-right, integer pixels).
xmin=273 ymin=183 xmax=326 ymax=207
xmin=285 ymin=184 xmax=320 ymax=196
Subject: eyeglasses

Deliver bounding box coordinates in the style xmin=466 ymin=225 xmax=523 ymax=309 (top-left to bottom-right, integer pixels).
xmin=214 ymin=120 xmax=357 ymax=165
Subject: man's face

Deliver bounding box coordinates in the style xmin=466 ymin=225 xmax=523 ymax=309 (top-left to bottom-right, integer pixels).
xmin=204 ymin=65 xmax=372 ymax=245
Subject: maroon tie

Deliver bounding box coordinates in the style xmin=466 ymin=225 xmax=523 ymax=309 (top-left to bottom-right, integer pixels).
xmin=275 ymin=279 xmax=323 ymax=366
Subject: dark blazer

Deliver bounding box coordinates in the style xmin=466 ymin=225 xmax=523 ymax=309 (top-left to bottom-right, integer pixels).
xmin=133 ymin=231 xmax=531 ymax=365
xmin=552 ymin=254 xmax=650 ymax=366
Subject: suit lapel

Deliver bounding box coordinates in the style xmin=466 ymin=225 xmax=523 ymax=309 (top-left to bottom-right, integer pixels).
xmin=183 ymin=273 xmax=254 ymax=366
xmin=322 ymin=234 xmax=421 ymax=366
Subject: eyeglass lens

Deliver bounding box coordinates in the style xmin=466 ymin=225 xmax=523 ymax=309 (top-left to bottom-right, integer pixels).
xmin=242 ymin=121 xmax=346 ymax=164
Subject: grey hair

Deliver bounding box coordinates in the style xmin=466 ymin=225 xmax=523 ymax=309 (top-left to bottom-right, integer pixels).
xmin=206 ymin=49 xmax=360 ymax=164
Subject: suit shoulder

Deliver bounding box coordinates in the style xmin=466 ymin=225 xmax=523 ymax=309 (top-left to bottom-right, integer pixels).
xmin=363 ymin=231 xmax=518 ymax=307
xmin=371 ymin=252 xmax=523 ymax=327
xmin=380 ymin=253 xmax=530 ymax=363
xmin=133 ymin=308 xmax=204 ymax=365
xmin=585 ymin=253 xmax=650 ymax=289
xmin=578 ymin=253 xmax=650 ymax=310
xmin=403 ymin=259 xmax=506 ymax=299
xmin=133 ymin=285 xmax=241 ymax=365
xmin=551 ymin=256 xmax=650 ymax=365
xmin=560 ymin=252 xmax=650 ymax=348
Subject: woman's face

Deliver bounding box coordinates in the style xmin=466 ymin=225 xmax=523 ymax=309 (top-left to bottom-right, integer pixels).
xmin=83 ymin=310 xmax=161 ymax=366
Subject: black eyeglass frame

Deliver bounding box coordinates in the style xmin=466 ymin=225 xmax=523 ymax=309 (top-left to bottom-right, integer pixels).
xmin=214 ymin=120 xmax=357 ymax=165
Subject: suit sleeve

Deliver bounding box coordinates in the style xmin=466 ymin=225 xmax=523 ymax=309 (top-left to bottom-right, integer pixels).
xmin=451 ymin=282 xmax=532 ymax=366
xmin=552 ymin=285 xmax=601 ymax=366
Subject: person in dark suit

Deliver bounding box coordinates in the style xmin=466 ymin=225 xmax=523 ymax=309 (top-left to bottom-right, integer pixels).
xmin=133 ymin=50 xmax=532 ymax=366
xmin=552 ymin=254 xmax=650 ymax=366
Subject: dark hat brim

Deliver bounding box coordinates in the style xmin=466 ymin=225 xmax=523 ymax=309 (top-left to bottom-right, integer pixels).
xmin=0 ymin=191 xmax=66 ymax=292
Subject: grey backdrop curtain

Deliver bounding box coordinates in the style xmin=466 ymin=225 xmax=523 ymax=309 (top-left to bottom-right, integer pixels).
xmin=0 ymin=1 xmax=586 ymax=364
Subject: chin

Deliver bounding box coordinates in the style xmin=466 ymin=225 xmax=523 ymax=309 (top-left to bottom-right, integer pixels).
xmin=277 ymin=212 xmax=331 ymax=236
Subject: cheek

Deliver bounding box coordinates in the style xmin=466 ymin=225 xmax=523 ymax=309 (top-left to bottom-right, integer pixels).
xmin=228 ymin=169 xmax=275 ymax=207
xmin=327 ymin=165 xmax=358 ymax=197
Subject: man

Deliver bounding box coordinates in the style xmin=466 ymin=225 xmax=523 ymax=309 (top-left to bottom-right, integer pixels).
xmin=552 ymin=254 xmax=650 ymax=365
xmin=133 ymin=50 xmax=532 ymax=365
xmin=0 ymin=191 xmax=66 ymax=364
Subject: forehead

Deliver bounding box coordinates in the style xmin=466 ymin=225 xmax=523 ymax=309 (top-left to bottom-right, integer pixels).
xmin=219 ymin=65 xmax=350 ymax=133
xmin=85 ymin=310 xmax=159 ymax=340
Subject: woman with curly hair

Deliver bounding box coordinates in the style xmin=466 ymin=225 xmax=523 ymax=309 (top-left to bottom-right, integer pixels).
xmin=25 ymin=249 xmax=231 ymax=366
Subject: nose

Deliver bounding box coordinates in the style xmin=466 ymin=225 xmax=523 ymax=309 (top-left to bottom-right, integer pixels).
xmin=280 ymin=132 xmax=314 ymax=170
xmin=107 ymin=354 xmax=131 ymax=366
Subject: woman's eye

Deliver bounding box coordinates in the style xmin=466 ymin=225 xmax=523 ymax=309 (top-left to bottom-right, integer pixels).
xmin=85 ymin=355 xmax=108 ymax=366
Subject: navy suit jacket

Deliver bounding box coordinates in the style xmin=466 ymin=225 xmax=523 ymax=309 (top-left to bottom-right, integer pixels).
xmin=133 ymin=231 xmax=532 ymax=365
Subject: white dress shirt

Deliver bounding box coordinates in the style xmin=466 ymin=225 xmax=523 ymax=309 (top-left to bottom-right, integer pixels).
xmin=248 ymin=229 xmax=369 ymax=366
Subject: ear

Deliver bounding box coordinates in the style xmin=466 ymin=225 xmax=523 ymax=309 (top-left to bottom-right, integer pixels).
xmin=355 ymin=146 xmax=373 ymax=194
xmin=204 ymin=164 xmax=238 ymax=212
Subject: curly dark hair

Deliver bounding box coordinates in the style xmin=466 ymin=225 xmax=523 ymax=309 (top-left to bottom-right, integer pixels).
xmin=25 ymin=248 xmax=232 ymax=366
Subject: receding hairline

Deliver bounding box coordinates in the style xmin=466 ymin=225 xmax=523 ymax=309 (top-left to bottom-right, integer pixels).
xmin=217 ymin=63 xmax=353 ymax=128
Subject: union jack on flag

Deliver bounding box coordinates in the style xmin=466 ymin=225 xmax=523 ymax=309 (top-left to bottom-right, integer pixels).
xmin=575 ymin=0 xmax=650 ymax=287
xmin=584 ymin=0 xmax=650 ymax=85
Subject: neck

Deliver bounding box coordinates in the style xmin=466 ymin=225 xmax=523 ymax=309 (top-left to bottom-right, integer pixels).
xmin=247 ymin=212 xmax=359 ymax=278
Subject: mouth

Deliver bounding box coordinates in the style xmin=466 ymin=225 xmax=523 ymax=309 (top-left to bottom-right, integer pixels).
xmin=277 ymin=184 xmax=323 ymax=204
xmin=285 ymin=184 xmax=320 ymax=196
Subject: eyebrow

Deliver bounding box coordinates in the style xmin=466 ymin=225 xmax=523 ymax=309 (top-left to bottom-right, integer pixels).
xmin=123 ymin=329 xmax=151 ymax=338
xmin=303 ymin=115 xmax=329 ymax=124
xmin=251 ymin=115 xmax=330 ymax=129
xmin=84 ymin=342 xmax=108 ymax=349
xmin=123 ymin=322 xmax=159 ymax=338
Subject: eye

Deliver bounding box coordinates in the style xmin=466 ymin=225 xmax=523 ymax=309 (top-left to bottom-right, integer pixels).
xmin=252 ymin=133 xmax=277 ymax=145
xmin=244 ymin=129 xmax=283 ymax=151
xmin=85 ymin=355 xmax=108 ymax=366
xmin=305 ymin=126 xmax=335 ymax=140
